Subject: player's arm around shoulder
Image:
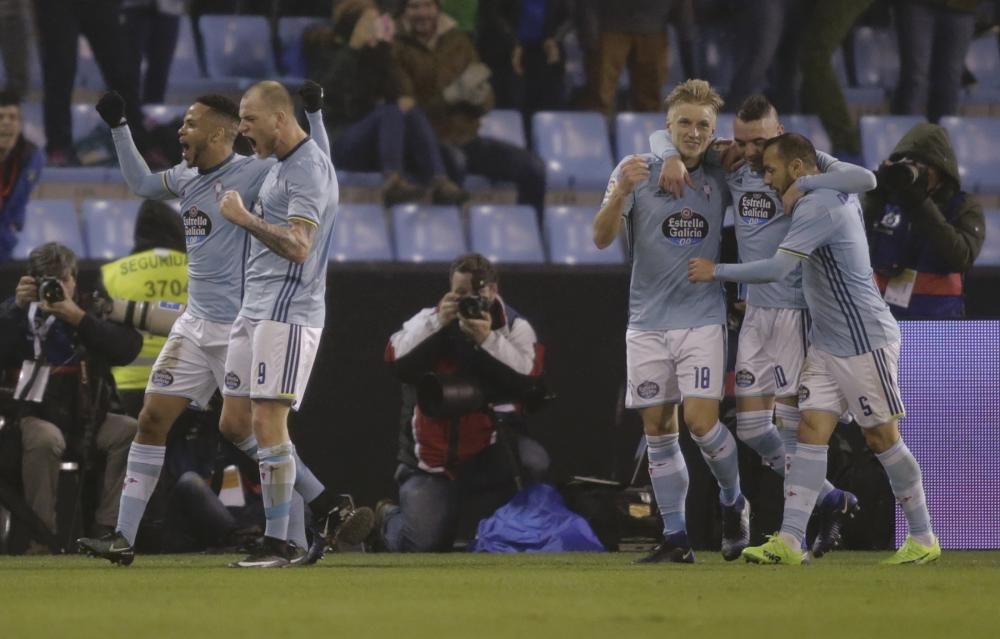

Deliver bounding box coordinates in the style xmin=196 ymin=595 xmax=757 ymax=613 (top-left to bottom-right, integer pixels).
xmin=594 ymin=155 xmax=649 ymax=249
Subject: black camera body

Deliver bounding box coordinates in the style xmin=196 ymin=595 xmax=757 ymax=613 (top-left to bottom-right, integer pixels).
xmin=458 ymin=294 xmax=491 ymax=320
xmin=878 ymin=159 xmax=928 ymax=198
xmin=417 ymin=373 xmax=550 ymax=419
xmin=37 ymin=276 xmax=65 ymax=304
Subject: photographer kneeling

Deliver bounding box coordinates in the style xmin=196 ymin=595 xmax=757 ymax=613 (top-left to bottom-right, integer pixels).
xmin=380 ymin=253 xmax=549 ymax=552
xmin=864 ymin=122 xmax=985 ymax=318
xmin=0 ymin=243 xmax=140 ymax=548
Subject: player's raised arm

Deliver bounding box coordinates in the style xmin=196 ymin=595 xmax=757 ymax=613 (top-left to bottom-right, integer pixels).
xmin=219 ymin=190 xmax=315 ymax=264
xmin=99 ymin=91 xmax=177 ymax=200
xmin=299 ymin=81 xmax=331 ymax=160
xmin=594 ymin=156 xmax=647 ymax=249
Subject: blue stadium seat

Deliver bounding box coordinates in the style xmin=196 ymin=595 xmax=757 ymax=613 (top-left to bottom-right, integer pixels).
xmin=479 ymin=110 xmax=526 ymax=148
xmin=468 ymin=205 xmax=545 ymax=264
xmin=714 ymin=113 xmax=735 ymax=140
xmin=13 ymin=200 xmax=85 ymax=259
xmin=853 ymin=27 xmax=899 ymax=89
xmin=81 ymin=199 xmax=141 ymax=259
xmin=328 ymin=204 xmax=393 ymax=262
xmin=615 ymin=112 xmax=664 ymax=158
xmin=392 ymin=204 xmax=466 ymax=262
xmin=532 ymin=112 xmax=614 ymax=190
xmin=41 ymin=167 xmax=123 ymax=185
xmin=71 ymin=103 xmax=105 ymax=142
xmin=977 ymin=209 xmax=1000 ymax=267
xmin=544 ymin=205 xmax=624 ymax=264
xmin=939 ymin=116 xmax=1000 ymax=193
xmin=171 ymin=16 xmax=206 ymax=81
xmin=966 ymin=35 xmax=1000 ymax=88
xmin=277 ymin=17 xmax=327 ymax=77
xmin=75 ymin=37 xmax=106 ymax=90
xmin=200 ymin=15 xmax=277 ymax=80
xmin=859 ymin=115 xmax=925 ymax=169
xmin=19 ymin=102 xmax=45 ymax=148
xmin=142 ymin=104 xmax=188 ymax=127
xmin=781 ymin=114 xmax=832 ymax=153
xmin=701 ymin=26 xmax=734 ymax=88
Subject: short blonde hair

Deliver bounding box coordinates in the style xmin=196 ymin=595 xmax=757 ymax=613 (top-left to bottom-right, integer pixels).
xmin=664 ymin=79 xmax=724 ymax=115
xmin=245 ymin=80 xmax=294 ymax=116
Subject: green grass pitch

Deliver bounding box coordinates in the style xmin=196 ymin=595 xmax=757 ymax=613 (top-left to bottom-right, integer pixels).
xmin=2 ymin=552 xmax=999 ymax=639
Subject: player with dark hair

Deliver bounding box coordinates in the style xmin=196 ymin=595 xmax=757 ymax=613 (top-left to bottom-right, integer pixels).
xmin=688 ymin=133 xmax=939 ymax=565
xmin=78 ymin=86 xmax=370 ymax=566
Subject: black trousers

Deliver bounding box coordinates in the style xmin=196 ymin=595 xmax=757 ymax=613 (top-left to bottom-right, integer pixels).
xmin=34 ymin=0 xmax=146 ymax=153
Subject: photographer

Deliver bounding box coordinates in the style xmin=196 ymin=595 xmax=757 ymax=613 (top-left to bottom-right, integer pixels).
xmin=380 ymin=253 xmax=549 ymax=552
xmin=0 ymin=242 xmax=140 ymax=549
xmin=864 ymin=122 xmax=985 ymax=319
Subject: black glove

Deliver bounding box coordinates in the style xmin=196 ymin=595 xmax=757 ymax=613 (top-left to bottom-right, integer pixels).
xmin=96 ymin=91 xmax=126 ymax=128
xmin=298 ymin=80 xmax=324 ymax=114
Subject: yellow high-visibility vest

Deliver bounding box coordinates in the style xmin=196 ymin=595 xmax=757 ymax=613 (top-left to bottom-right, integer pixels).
xmin=101 ymin=248 xmax=188 ymax=391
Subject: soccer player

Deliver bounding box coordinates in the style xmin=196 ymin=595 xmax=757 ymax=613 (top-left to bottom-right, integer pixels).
xmin=688 ymin=133 xmax=939 ymax=565
xmin=218 ymin=81 xmax=341 ymax=568
xmin=650 ymin=95 xmax=875 ymax=556
xmin=593 ymin=79 xmax=748 ymax=564
xmin=78 ymin=88 xmax=368 ymax=566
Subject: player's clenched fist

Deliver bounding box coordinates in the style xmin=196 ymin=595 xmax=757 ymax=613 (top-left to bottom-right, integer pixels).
xmin=688 ymin=257 xmax=717 ymax=282
xmin=220 ymin=190 xmax=248 ymax=225
xmin=613 ymin=155 xmax=650 ymax=197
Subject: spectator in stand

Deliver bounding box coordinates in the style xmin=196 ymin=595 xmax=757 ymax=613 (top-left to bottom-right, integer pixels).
xmin=892 ymin=0 xmax=977 ymax=123
xmin=477 ymin=0 xmax=574 ymax=114
xmin=33 ymin=0 xmax=148 ymax=165
xmin=305 ymin=0 xmax=468 ymax=206
xmin=0 ymin=0 xmax=30 ymax=97
xmin=121 ymin=0 xmax=183 ymax=105
xmin=0 ymin=91 xmax=44 ymax=263
xmin=394 ymin=0 xmax=545 ymax=214
xmin=592 ymin=0 xmax=673 ymax=115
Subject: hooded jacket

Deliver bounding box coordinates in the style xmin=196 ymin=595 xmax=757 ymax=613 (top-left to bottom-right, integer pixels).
xmin=393 ymin=12 xmax=495 ymax=146
xmin=863 ymin=122 xmax=985 ymax=318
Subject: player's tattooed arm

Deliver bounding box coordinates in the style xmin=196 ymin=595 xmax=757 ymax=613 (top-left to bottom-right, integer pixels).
xmin=219 ymin=190 xmax=315 ymax=263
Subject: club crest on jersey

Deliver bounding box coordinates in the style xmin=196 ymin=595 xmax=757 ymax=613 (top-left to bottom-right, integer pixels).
xmin=636 ymin=381 xmax=660 ymax=399
xmin=225 ymin=372 xmax=241 ymax=390
xmin=183 ymin=207 xmax=212 ymax=247
xmin=151 ymin=370 xmax=174 ymax=387
xmin=798 ymin=385 xmax=810 ymax=403
xmin=736 ymin=369 xmax=756 ymax=387
xmin=739 ymin=192 xmax=777 ymax=225
xmin=662 ymin=208 xmax=709 ymax=246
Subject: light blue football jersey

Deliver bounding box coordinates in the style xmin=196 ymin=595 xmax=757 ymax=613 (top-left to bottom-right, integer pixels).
xmin=608 ymin=154 xmax=730 ymax=330
xmin=777 ymin=188 xmax=899 ymax=357
xmin=162 ymin=154 xmax=274 ymax=322
xmin=240 ymin=138 xmax=338 ymax=328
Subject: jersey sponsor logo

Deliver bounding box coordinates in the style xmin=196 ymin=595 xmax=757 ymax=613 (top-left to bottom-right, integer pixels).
xmin=735 ymin=369 xmax=756 ymax=387
xmin=636 ymin=381 xmax=660 ymax=399
xmin=738 ymin=191 xmax=778 ymax=225
xmin=662 ymin=208 xmax=709 ymax=245
xmin=797 ymin=384 xmax=810 ymax=403
xmin=151 ymin=369 xmax=174 ymax=387
xmin=183 ymin=207 xmax=213 ymax=247
xmin=225 ymin=372 xmax=241 ymax=390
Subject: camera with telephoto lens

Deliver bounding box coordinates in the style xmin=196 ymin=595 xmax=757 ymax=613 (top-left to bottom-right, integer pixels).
xmin=36 ymin=276 xmax=65 ymax=304
xmin=95 ymin=297 xmax=187 ymax=337
xmin=878 ymin=159 xmax=928 ymax=196
xmin=417 ymin=373 xmax=551 ymax=419
xmin=458 ymin=295 xmax=491 ymax=320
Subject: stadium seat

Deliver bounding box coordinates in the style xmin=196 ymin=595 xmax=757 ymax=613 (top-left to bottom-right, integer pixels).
xmin=81 ymin=199 xmax=141 ymax=260
xmin=142 ymin=104 xmax=188 ymax=127
xmin=939 ymin=117 xmax=1000 ymax=193
xmin=71 ymin=104 xmax=105 ymax=143
xmin=479 ymin=110 xmax=526 ymax=148
xmin=277 ymin=17 xmax=327 ymax=77
xmin=977 ymin=209 xmax=1000 ymax=267
xmin=171 ymin=16 xmax=206 ymax=81
xmin=329 ymin=204 xmax=393 ymax=262
xmin=41 ymin=167 xmax=123 ymax=185
xmin=13 ymin=200 xmax=85 ymax=259
xmin=701 ymin=25 xmax=734 ymax=89
xmin=468 ymin=205 xmax=545 ymax=264
xmin=392 ymin=204 xmax=466 ymax=262
xmin=781 ymin=114 xmax=832 ymax=153
xmin=200 ymin=15 xmax=277 ymax=80
xmin=965 ymin=34 xmax=1000 ymax=88
xmin=544 ymin=205 xmax=624 ymax=264
xmin=853 ymin=27 xmax=899 ymax=90
xmin=19 ymin=102 xmax=45 ymax=148
xmin=615 ymin=112 xmax=664 ymax=158
xmin=75 ymin=37 xmax=106 ymax=90
xmin=714 ymin=113 xmax=735 ymax=140
xmin=859 ymin=115 xmax=925 ymax=169
xmin=532 ymin=111 xmax=614 ymax=190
